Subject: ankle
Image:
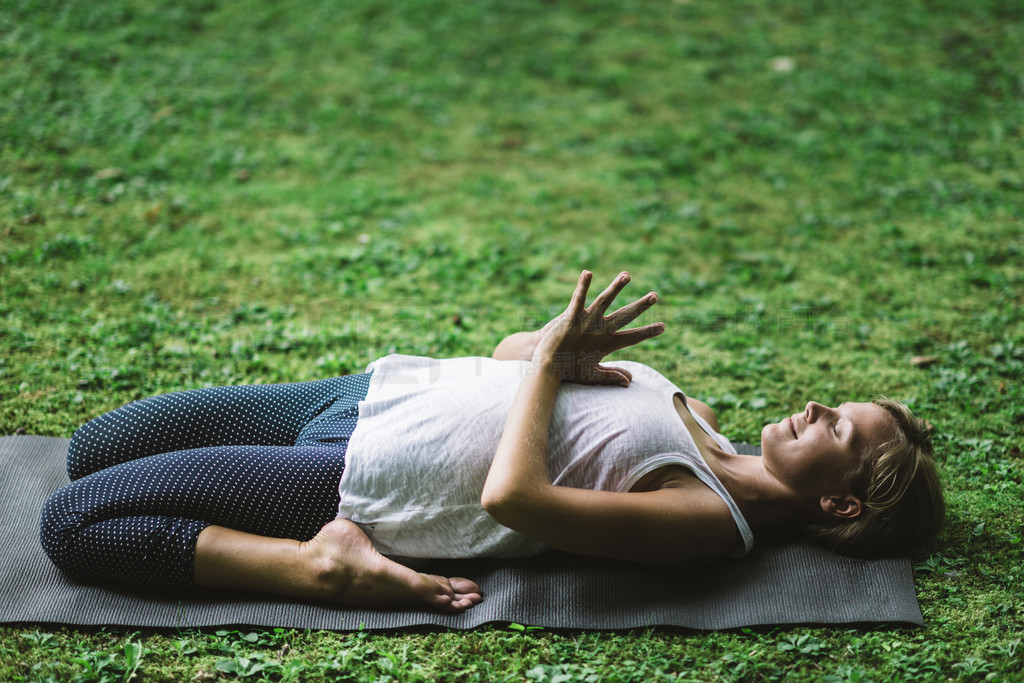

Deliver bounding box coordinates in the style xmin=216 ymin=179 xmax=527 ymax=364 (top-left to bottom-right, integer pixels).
xmin=301 ymin=537 xmax=355 ymax=599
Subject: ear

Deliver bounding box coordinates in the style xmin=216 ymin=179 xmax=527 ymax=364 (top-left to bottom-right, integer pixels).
xmin=820 ymin=495 xmax=863 ymax=520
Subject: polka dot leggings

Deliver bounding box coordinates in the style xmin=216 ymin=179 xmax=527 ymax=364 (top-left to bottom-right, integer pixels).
xmin=40 ymin=373 xmax=372 ymax=587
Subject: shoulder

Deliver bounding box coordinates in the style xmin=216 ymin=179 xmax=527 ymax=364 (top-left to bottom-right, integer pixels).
xmin=684 ymin=396 xmax=721 ymax=433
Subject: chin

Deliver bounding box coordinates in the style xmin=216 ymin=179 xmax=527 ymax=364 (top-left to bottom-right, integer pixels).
xmin=760 ymin=421 xmax=786 ymax=450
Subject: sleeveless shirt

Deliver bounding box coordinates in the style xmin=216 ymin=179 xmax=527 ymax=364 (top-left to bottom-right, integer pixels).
xmin=336 ymin=354 xmax=754 ymax=559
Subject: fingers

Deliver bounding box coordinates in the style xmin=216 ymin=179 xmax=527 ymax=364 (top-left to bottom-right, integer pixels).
xmin=606 ymin=291 xmax=658 ymax=331
xmin=569 ymin=270 xmax=593 ymax=315
xmin=589 ymin=271 xmax=631 ymax=316
xmin=608 ymin=322 xmax=666 ymax=352
xmin=606 ymin=366 xmax=633 ymax=387
xmin=586 ymin=365 xmax=634 ymax=388
xmin=557 ymin=271 xmax=664 ymax=365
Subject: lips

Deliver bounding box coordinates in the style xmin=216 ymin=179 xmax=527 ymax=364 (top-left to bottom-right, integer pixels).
xmin=786 ymin=417 xmax=797 ymax=439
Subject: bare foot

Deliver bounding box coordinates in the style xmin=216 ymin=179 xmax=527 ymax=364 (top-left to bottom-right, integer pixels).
xmin=301 ymin=519 xmax=482 ymax=613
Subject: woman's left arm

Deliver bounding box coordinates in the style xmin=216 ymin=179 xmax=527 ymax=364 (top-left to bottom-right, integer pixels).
xmin=482 ymin=272 xmax=731 ymax=566
xmin=491 ymin=331 xmax=541 ymax=361
xmin=484 ymin=271 xmax=655 ymax=499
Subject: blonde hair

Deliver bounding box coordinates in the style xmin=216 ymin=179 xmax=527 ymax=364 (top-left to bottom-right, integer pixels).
xmin=801 ymin=397 xmax=945 ymax=558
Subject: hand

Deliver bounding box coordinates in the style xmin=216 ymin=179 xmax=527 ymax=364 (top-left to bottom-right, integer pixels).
xmin=532 ymin=270 xmax=664 ymax=386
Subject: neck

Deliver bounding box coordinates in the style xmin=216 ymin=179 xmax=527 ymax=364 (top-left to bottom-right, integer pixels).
xmin=703 ymin=447 xmax=820 ymax=532
xmin=672 ymin=395 xmax=821 ymax=530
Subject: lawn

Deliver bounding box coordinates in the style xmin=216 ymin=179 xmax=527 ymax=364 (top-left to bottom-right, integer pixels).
xmin=1 ymin=0 xmax=1022 ymax=680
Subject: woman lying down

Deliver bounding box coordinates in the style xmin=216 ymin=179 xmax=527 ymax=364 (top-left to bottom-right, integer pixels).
xmin=41 ymin=271 xmax=944 ymax=613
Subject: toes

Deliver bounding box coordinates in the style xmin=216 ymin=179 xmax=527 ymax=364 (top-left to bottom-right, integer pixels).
xmin=424 ymin=574 xmax=483 ymax=612
xmin=433 ymin=594 xmax=456 ymax=611
xmin=423 ymin=573 xmax=456 ymax=598
xmin=442 ymin=592 xmax=481 ymax=613
xmin=448 ymin=577 xmax=482 ymax=606
xmin=453 ymin=593 xmax=482 ymax=610
xmin=449 ymin=576 xmax=481 ymax=595
xmin=448 ymin=597 xmax=476 ymax=612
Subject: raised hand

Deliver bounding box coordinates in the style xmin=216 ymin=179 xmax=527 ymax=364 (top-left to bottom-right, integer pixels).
xmin=532 ymin=270 xmax=664 ymax=386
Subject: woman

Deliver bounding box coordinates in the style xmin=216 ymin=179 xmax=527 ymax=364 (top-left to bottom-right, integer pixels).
xmin=41 ymin=271 xmax=944 ymax=614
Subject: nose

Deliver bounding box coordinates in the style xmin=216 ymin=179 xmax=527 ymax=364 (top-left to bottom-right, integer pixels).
xmin=804 ymin=401 xmax=831 ymax=422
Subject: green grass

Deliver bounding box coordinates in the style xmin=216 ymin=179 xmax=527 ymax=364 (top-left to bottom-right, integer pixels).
xmin=2 ymin=0 xmax=1023 ymax=680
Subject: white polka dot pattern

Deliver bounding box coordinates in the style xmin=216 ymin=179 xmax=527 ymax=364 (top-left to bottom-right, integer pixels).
xmin=40 ymin=373 xmax=371 ymax=587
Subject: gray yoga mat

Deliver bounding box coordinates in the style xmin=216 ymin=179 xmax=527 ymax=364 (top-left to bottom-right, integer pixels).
xmin=0 ymin=435 xmax=923 ymax=630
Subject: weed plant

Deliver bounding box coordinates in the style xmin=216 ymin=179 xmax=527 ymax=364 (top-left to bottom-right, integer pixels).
xmin=1 ymin=0 xmax=1022 ymax=680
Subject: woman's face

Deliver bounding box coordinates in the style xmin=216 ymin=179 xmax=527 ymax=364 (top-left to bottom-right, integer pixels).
xmin=760 ymin=401 xmax=896 ymax=500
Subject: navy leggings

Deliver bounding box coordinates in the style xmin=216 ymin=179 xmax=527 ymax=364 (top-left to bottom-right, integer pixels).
xmin=40 ymin=373 xmax=371 ymax=587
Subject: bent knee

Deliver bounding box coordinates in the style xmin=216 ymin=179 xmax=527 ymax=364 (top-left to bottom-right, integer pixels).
xmin=67 ymin=424 xmax=95 ymax=480
xmin=39 ymin=485 xmax=89 ymax=578
xmin=66 ymin=416 xmax=119 ymax=480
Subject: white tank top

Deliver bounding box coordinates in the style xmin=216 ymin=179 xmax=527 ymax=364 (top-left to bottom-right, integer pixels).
xmin=337 ymin=354 xmax=754 ymax=559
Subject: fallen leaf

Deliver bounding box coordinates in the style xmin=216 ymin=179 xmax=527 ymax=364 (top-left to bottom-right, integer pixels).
xmin=236 ymin=169 xmax=251 ymax=182
xmin=770 ymin=56 xmax=795 ymax=73
xmin=153 ymin=106 xmax=174 ymax=121
xmin=910 ymin=355 xmax=940 ymax=367
xmin=94 ymin=167 xmax=123 ymax=180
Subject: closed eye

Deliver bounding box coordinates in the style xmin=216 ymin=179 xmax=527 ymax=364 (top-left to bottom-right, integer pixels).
xmin=835 ymin=403 xmax=847 ymax=438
